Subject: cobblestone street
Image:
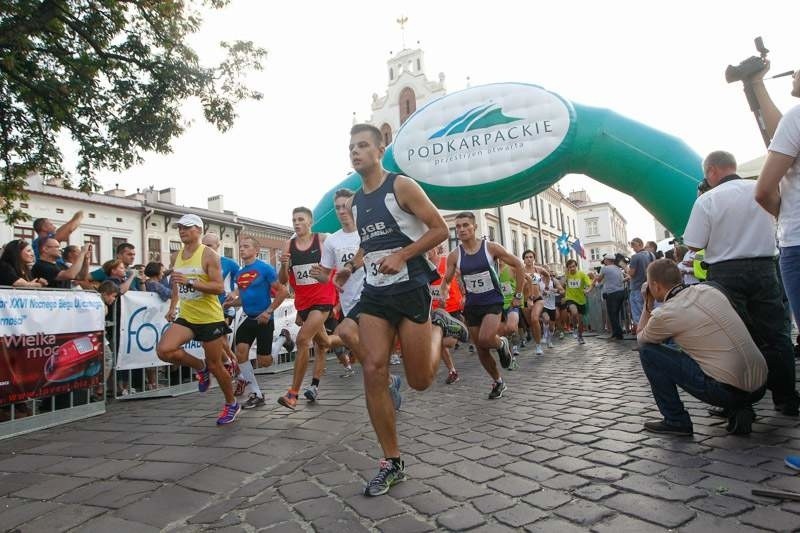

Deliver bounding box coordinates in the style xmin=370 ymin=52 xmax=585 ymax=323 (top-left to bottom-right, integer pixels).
xmin=2 ymin=336 xmax=800 ymax=532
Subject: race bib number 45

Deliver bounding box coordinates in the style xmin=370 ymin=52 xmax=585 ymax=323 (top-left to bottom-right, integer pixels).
xmin=292 ymin=264 xmax=319 ymax=286
xmin=364 ymin=249 xmax=409 ymax=287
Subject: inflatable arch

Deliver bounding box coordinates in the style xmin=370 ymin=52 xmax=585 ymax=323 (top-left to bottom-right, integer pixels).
xmin=312 ymin=82 xmax=703 ymax=236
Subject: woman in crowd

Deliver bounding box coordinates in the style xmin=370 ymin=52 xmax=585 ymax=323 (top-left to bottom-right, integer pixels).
xmin=0 ymin=239 xmax=47 ymax=287
xmin=143 ymin=262 xmax=172 ymax=301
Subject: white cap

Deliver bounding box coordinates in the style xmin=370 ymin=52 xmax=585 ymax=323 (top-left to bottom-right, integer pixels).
xmin=601 ymin=253 xmax=613 ymax=262
xmin=173 ymin=214 xmax=203 ymax=229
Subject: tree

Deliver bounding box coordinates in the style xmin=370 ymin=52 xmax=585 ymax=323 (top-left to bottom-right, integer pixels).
xmin=0 ymin=0 xmax=266 ymax=223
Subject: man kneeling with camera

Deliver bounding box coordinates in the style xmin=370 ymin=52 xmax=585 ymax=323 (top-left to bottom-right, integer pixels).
xmin=637 ymin=259 xmax=767 ymax=436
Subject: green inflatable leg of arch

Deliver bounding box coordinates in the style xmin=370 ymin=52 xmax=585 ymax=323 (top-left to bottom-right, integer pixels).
xmin=312 ymin=82 xmax=702 ymax=235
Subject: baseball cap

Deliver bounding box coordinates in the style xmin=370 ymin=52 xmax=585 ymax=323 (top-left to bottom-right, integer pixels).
xmin=601 ymin=253 xmax=614 ymax=262
xmin=173 ymin=214 xmax=203 ymax=229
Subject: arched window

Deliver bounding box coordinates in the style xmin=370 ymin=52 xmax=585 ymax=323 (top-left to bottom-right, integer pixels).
xmin=389 ymin=67 xmax=394 ymax=80
xmin=380 ymin=123 xmax=392 ymax=146
xmin=398 ymin=87 xmax=416 ymax=124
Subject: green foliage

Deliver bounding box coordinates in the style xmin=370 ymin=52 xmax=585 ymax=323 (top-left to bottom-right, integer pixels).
xmin=0 ymin=0 xmax=266 ymax=223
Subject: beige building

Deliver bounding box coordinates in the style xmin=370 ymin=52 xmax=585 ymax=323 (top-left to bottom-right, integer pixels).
xmin=570 ymin=190 xmax=630 ymax=268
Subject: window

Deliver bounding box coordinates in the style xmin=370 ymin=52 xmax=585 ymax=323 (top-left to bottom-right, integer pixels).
xmin=56 ymin=208 xmax=64 ymax=214
xmin=548 ymin=205 xmax=554 ymax=227
xmin=148 ymin=238 xmax=162 ymax=262
xmin=519 ymin=201 xmax=525 ymax=209
xmin=416 ymin=58 xmax=421 ymax=71
xmin=84 ymin=234 xmax=101 ymax=265
xmin=169 ymin=240 xmax=182 ymax=253
xmin=399 ymin=87 xmax=416 ymax=124
xmin=532 ymin=237 xmax=539 ymax=260
xmin=585 ymin=218 xmax=599 ymax=236
xmin=257 ymin=248 xmax=270 ymax=262
xmin=223 ymin=246 xmax=234 ymax=259
xmin=511 ymin=230 xmax=518 ymax=256
xmin=488 ymin=226 xmax=496 ymax=242
xmin=529 ymin=198 xmax=536 ymax=219
xmin=552 ymin=242 xmax=558 ymax=264
xmin=112 ymin=237 xmax=127 ymax=256
xmin=556 ymin=208 xmax=562 ymax=230
xmin=522 ymin=234 xmax=529 ymax=254
xmin=590 ymin=248 xmax=601 ymax=261
xmin=539 ymin=199 xmax=545 ymax=222
xmin=13 ymin=226 xmax=34 ymax=241
xmin=380 ymin=123 xmax=392 ymax=146
xmin=389 ymin=67 xmax=394 ymax=80
xmin=565 ymin=216 xmax=570 ymax=235
xmin=448 ymin=227 xmax=458 ymax=251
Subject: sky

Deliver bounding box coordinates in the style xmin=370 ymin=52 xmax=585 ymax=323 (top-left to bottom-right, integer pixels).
xmin=87 ymin=0 xmax=798 ymax=241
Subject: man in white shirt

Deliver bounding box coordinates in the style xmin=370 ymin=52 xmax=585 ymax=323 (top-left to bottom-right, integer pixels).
xmin=683 ymin=150 xmax=798 ymax=416
xmin=753 ymin=68 xmax=800 ymax=357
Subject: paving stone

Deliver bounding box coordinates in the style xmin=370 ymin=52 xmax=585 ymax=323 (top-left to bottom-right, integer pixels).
xmin=679 ymin=514 xmax=765 ymax=533
xmin=604 ymin=493 xmax=696 ymax=528
xmin=219 ymin=451 xmax=280 ymax=473
xmin=523 ymin=487 xmax=573 ymax=510
xmin=13 ymin=474 xmax=92 ymax=499
xmin=504 ymin=461 xmax=559 ymax=481
xmin=316 ymin=469 xmax=358 ymax=486
xmin=590 ymin=439 xmax=641 ymax=453
xmin=582 ymin=450 xmax=634 ymax=467
xmin=696 ymin=475 xmax=772 ymax=504
xmin=180 ymin=465 xmax=251 ymax=494
xmin=0 ymin=454 xmax=63 ymax=472
xmin=293 ymin=496 xmax=347 ymax=521
xmin=377 ymin=515 xmax=435 ymax=533
xmin=526 ymin=517 xmax=588 ymax=533
xmin=522 ymin=449 xmax=559 ymax=463
xmin=594 ymin=429 xmax=648 ymax=443
xmin=345 ymin=494 xmax=405 ymax=520
xmin=264 ymin=522 xmax=305 ymax=533
xmin=580 ymin=466 xmax=627 ymax=482
xmin=405 ymin=462 xmax=441 ymax=480
xmin=187 ymin=497 xmax=246 ymax=524
xmin=660 ymin=466 xmax=708 ymax=485
xmin=541 ymin=473 xmax=590 ymax=490
xmin=689 ymin=494 xmax=754 ymax=517
xmin=426 ymin=474 xmax=489 ymax=500
xmin=590 ymin=513 xmax=666 ymax=532
xmin=38 ymin=457 xmax=107 ymax=475
xmin=553 ymin=499 xmax=614 ymax=525
xmin=119 ymin=461 xmax=201 ymax=482
xmin=574 ymin=484 xmax=617 ymax=501
xmin=487 ymin=474 xmax=541 ymax=497
xmin=72 ymin=515 xmax=160 ymax=533
xmin=277 ymin=480 xmax=327 ymax=503
xmin=612 ymin=473 xmax=705 ymax=502
xmin=436 ymin=504 xmax=485 ymax=531
xmin=455 ymin=446 xmax=497 ymax=460
xmin=629 ymin=447 xmax=708 ymax=468
xmin=494 ymin=502 xmax=548 ymax=528
xmin=56 ymin=480 xmax=158 ymax=508
xmin=2 ymin=500 xmax=60 ymax=530
xmin=17 ymin=503 xmax=101 ymax=532
xmin=244 ymin=500 xmax=293 ymax=528
xmin=416 ymin=449 xmax=463 ymax=466
xmin=404 ymin=491 xmax=458 ymax=515
xmin=114 ymin=484 xmax=214 ymax=528
xmin=313 ymin=513 xmax=370 ymax=533
xmin=444 ymin=460 xmax=503 ymax=483
xmin=143 ymin=445 xmax=232 ymax=464
xmin=547 ymin=456 xmax=596 ymax=473
xmin=700 ymin=461 xmax=773 ymax=483
xmin=471 ymin=493 xmax=516 ymax=513
xmin=738 ymin=506 xmax=800 ymax=531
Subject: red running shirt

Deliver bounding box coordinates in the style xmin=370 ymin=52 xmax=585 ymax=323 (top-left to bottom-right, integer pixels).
xmin=288 ymin=234 xmax=336 ymax=311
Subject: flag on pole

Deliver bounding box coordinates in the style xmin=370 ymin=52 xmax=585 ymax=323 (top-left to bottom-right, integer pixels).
xmin=557 ymin=233 xmax=570 ymax=256
xmin=571 ymin=238 xmax=586 ymax=259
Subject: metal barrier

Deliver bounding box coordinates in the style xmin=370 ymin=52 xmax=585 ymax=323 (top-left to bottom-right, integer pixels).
xmin=0 ymin=287 xmax=106 ymax=441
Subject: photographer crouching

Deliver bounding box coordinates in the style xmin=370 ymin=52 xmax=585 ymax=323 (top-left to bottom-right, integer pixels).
xmin=637 ymin=259 xmax=767 ymax=436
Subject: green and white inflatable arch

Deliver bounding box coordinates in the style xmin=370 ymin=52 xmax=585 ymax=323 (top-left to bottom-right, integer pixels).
xmin=312 ymin=82 xmax=702 ymax=234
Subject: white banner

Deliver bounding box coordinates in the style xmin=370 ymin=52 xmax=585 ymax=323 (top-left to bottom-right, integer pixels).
xmin=116 ymin=291 xmax=298 ymax=371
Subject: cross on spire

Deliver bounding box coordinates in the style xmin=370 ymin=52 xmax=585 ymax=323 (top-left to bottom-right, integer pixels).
xmin=396 ymin=15 xmax=408 ymax=49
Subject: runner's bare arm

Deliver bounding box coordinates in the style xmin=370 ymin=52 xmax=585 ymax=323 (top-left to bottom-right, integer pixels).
xmin=334 ymin=248 xmax=364 ymax=287
xmin=278 ymin=241 xmax=291 ymax=285
xmin=52 ymin=210 xmax=84 ymax=243
xmin=196 ymin=247 xmax=224 ymax=295
xmin=489 ymin=243 xmax=525 ymax=299
xmin=390 ymin=175 xmax=448 ymax=265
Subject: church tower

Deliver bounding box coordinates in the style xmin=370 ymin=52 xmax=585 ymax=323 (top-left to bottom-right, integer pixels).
xmin=368 ymin=17 xmax=446 ymax=145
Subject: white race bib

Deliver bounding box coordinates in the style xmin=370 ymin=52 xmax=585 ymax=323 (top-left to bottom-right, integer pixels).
xmin=463 ymin=271 xmax=493 ymax=294
xmin=177 ymin=282 xmax=201 ymax=301
xmin=430 ymin=285 xmax=442 ymax=298
xmin=567 ymin=278 xmax=581 ymax=289
xmin=364 ymin=249 xmax=409 ymax=287
xmin=292 ymin=263 xmax=319 ymax=286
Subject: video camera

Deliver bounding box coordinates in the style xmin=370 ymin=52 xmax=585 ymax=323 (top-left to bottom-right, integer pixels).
xmin=725 ymin=37 xmax=769 ymax=83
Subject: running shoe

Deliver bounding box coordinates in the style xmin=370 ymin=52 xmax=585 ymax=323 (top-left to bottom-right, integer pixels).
xmin=497 ymin=336 xmax=511 ymax=369
xmin=785 ymin=456 xmax=800 ymax=471
xmin=340 ymin=367 xmax=355 ymax=378
xmin=390 ymin=353 xmax=402 ymax=365
xmin=277 ymin=391 xmax=298 ymax=410
xmin=558 ymin=331 xmax=565 ymax=340
xmin=509 ymin=357 xmax=518 ymax=370
xmin=512 ymin=344 xmax=520 ymax=356
xmin=469 ymin=344 xmax=475 ymax=353
xmin=196 ymin=365 xmax=210 ymax=393
xmin=432 ymin=309 xmax=469 ymax=342
xmin=216 ymin=402 xmax=241 ymax=425
xmin=242 ymin=393 xmax=265 ymax=409
xmin=578 ymin=335 xmax=586 ymax=345
xmin=547 ymin=340 xmax=554 ymax=349
xmin=389 ymin=374 xmax=402 ymax=410
xmin=224 ymin=358 xmax=239 ymax=379
xmin=364 ymin=459 xmax=407 ymax=497
xmin=535 ymin=344 xmax=544 ymax=356
xmin=445 ymin=370 xmax=460 ymax=384
xmin=488 ymin=381 xmax=507 ymax=400
xmin=280 ymin=328 xmax=295 ymax=354
xmin=234 ymin=377 xmax=249 ymax=397
xmin=304 ymin=384 xmax=319 ymax=402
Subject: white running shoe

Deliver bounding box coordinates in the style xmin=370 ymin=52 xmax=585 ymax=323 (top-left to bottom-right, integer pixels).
xmin=535 ymin=344 xmax=544 ymax=356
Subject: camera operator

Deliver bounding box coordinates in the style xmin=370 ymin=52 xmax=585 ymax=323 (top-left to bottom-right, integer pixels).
xmin=752 ymin=67 xmax=800 ymax=351
xmin=683 ymin=150 xmax=799 ymax=416
xmin=637 ymin=260 xmax=767 ymax=436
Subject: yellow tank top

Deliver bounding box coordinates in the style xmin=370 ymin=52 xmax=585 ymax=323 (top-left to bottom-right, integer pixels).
xmin=174 ymin=244 xmax=224 ymax=324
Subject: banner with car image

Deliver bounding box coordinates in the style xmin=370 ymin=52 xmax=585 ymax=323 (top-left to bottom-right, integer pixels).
xmin=0 ymin=288 xmax=105 ymax=405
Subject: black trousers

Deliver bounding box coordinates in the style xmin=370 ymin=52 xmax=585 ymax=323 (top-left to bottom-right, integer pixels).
xmin=708 ymin=258 xmax=798 ymax=408
xmin=604 ymin=290 xmax=626 ymax=339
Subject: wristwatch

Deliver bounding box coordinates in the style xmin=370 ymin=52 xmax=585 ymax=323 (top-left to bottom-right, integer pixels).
xmin=514 ymin=292 xmax=523 ymax=299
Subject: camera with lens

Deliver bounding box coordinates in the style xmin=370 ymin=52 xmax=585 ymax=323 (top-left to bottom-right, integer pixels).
xmin=725 ymin=37 xmax=768 ymax=83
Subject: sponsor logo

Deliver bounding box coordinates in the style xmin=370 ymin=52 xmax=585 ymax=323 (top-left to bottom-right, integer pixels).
xmin=392 ymin=83 xmax=572 ymax=187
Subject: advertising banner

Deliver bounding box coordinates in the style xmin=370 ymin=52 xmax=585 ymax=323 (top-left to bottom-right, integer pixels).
xmin=117 ymin=292 xmax=298 ymax=371
xmin=0 ymin=289 xmax=105 ymax=406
